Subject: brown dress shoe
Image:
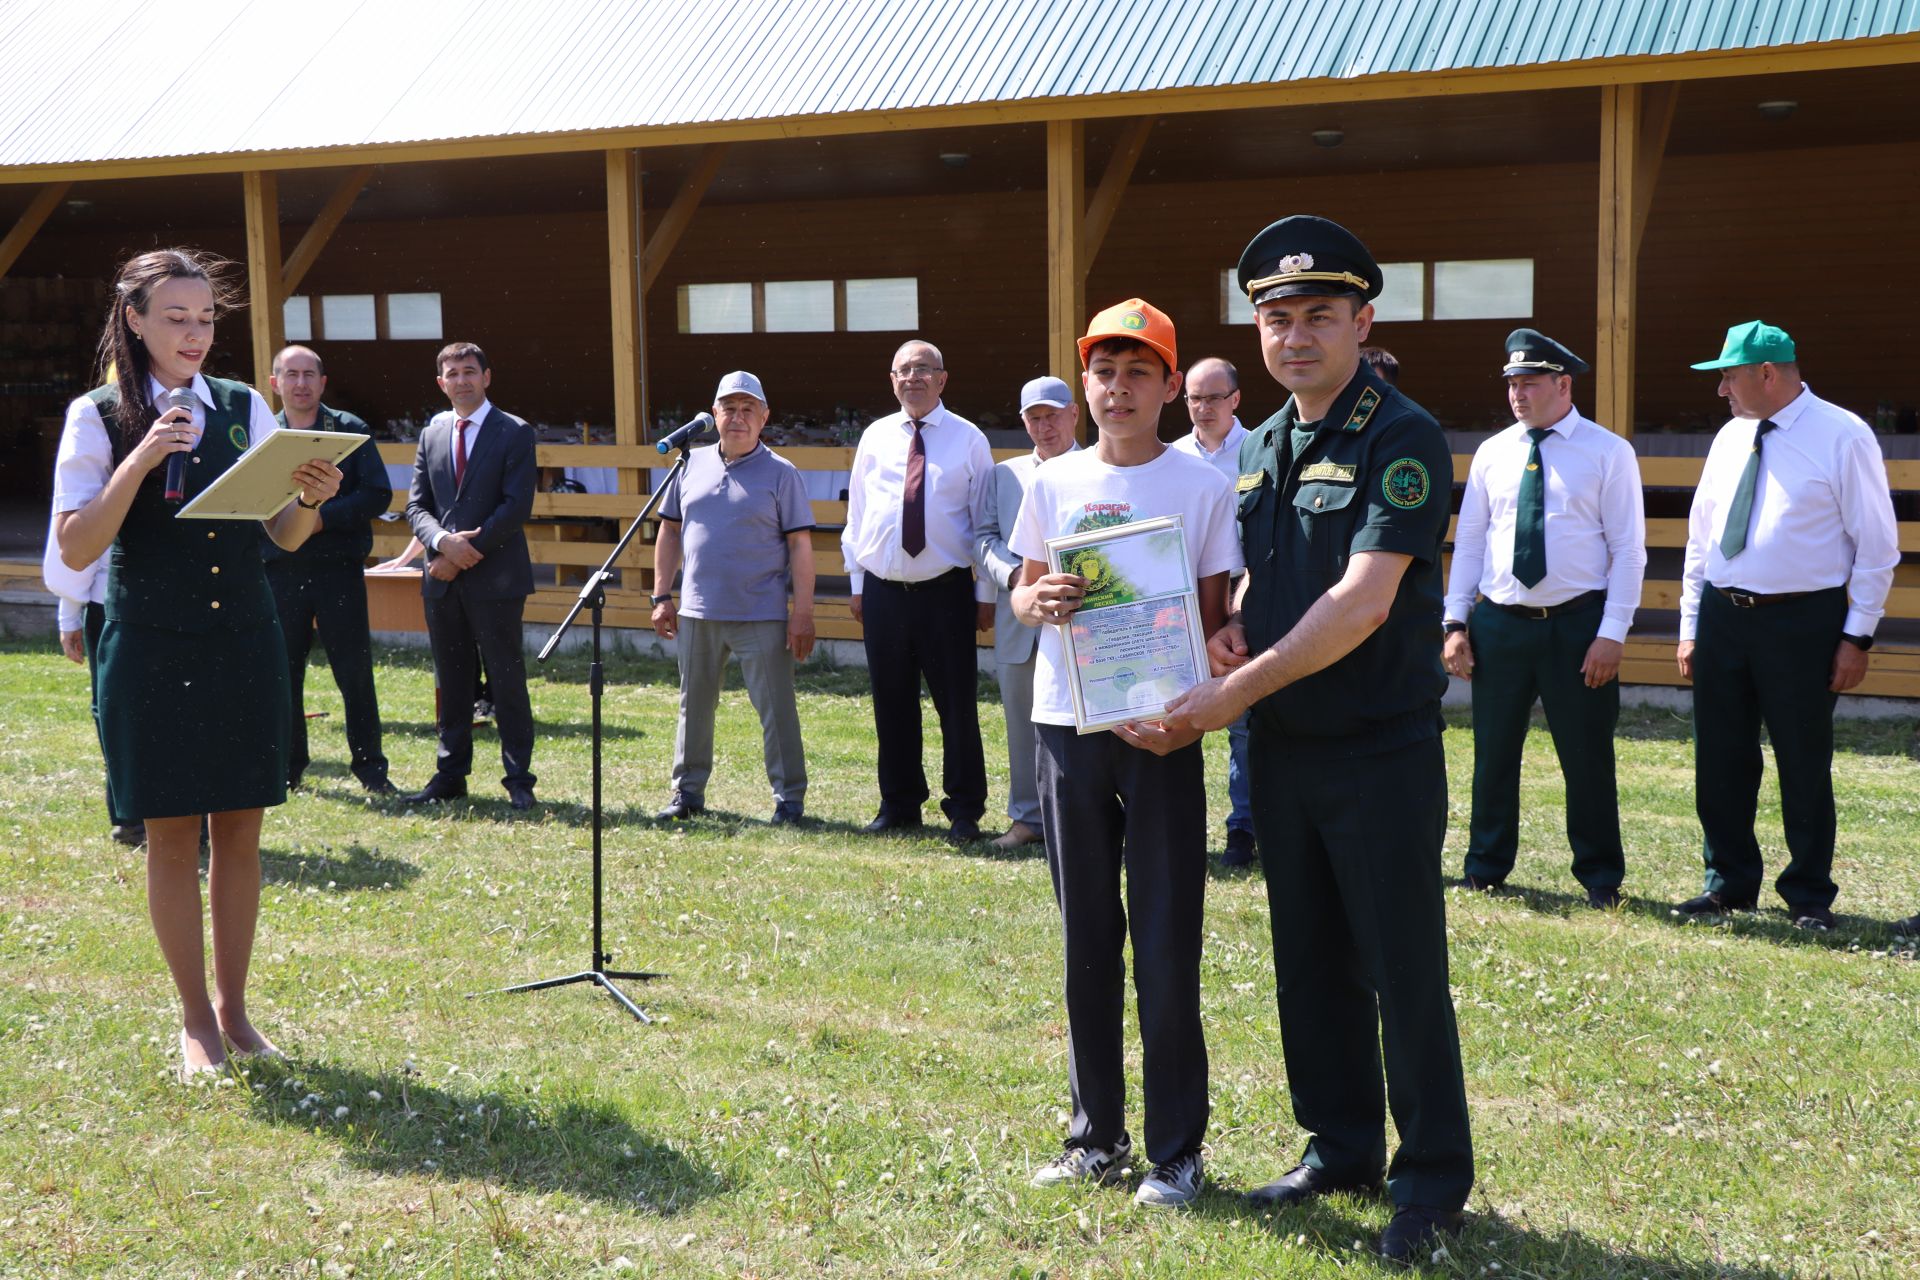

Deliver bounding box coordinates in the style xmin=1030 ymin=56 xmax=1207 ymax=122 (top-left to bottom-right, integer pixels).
xmin=991 ymin=821 xmax=1043 ymax=850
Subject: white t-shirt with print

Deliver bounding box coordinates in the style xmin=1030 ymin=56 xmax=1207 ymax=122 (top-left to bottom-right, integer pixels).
xmin=1008 ymin=445 xmax=1244 ymax=727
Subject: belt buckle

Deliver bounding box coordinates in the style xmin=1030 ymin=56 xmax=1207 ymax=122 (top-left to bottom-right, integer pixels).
xmin=1727 ymin=589 xmax=1758 ymax=609
xmin=1519 ymin=604 xmax=1549 ymax=620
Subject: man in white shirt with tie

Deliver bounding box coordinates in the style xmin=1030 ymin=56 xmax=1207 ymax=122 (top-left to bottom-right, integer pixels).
xmin=1444 ymin=330 xmax=1645 ymax=908
xmin=1674 ymin=321 xmax=1899 ymax=931
xmin=843 ymin=339 xmax=995 ymax=841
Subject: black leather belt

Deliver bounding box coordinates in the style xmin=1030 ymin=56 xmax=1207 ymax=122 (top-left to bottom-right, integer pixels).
xmin=1714 ymin=586 xmax=1813 ymax=609
xmin=1486 ymin=590 xmax=1605 ymax=620
xmin=870 ymin=566 xmax=972 ymax=591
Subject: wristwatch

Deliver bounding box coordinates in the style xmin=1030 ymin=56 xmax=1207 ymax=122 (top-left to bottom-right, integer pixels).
xmin=650 ymin=593 xmax=674 ymax=606
xmin=295 ymin=494 xmax=321 ymax=510
xmin=1842 ymin=632 xmax=1874 ymax=651
xmin=1442 ymin=621 xmax=1467 ymax=635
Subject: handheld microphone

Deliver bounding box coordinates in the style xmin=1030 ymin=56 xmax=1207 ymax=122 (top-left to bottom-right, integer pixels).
xmin=162 ymin=386 xmax=196 ymax=503
xmin=655 ymin=412 xmax=715 ymax=454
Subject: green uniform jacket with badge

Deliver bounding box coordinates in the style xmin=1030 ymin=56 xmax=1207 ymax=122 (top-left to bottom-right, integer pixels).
xmin=1235 ymin=364 xmax=1453 ymax=752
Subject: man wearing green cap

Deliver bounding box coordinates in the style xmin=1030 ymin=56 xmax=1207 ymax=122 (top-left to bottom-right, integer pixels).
xmin=1444 ymin=329 xmax=1645 ymax=908
xmin=1161 ymin=214 xmax=1472 ymax=1263
xmin=1675 ymin=321 xmax=1899 ymax=931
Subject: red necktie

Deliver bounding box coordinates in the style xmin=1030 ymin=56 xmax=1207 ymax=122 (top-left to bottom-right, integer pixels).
xmin=454 ymin=418 xmax=472 ymax=489
xmin=901 ymin=418 xmax=926 ymax=557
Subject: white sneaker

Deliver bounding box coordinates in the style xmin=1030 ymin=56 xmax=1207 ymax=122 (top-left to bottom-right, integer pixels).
xmin=1030 ymin=1135 xmax=1133 ymax=1187
xmin=1133 ymin=1150 xmax=1203 ymax=1207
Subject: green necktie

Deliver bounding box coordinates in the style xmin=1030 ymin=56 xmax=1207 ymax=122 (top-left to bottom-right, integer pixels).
xmin=1719 ymin=418 xmax=1777 ymax=559
xmin=1512 ymin=427 xmax=1551 ymax=588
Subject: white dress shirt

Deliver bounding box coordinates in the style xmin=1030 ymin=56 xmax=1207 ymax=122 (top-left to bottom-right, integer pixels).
xmin=841 ymin=401 xmax=995 ymax=602
xmin=42 ymin=513 xmax=105 ymax=632
xmin=52 ymin=373 xmax=278 ymax=515
xmin=1445 ymin=407 xmax=1647 ymax=644
xmin=427 ymin=399 xmax=495 ymax=550
xmin=1679 ymin=384 xmax=1900 ymax=640
xmin=1169 ymin=417 xmax=1248 ymax=487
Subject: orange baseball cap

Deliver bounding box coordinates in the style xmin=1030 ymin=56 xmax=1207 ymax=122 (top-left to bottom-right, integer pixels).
xmin=1077 ymin=298 xmax=1177 ymax=373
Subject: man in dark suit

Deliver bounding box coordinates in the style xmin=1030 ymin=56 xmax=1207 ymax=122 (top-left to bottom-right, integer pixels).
xmin=403 ymin=342 xmax=539 ymax=810
xmin=264 ymin=344 xmax=395 ymax=794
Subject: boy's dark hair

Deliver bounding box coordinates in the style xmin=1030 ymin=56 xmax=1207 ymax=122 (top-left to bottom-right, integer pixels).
xmin=435 ymin=341 xmax=489 ymax=375
xmin=1359 ymin=347 xmax=1399 ymax=385
xmin=1085 ymin=336 xmax=1169 ymax=377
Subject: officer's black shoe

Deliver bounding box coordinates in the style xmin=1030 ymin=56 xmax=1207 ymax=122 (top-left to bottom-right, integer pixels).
xmin=1244 ymin=1162 xmax=1384 ymax=1209
xmin=110 ymin=822 xmax=146 ymax=847
xmin=1671 ymin=890 xmax=1756 ymax=919
xmin=1893 ymin=912 xmax=1920 ymax=939
xmin=862 ymin=811 xmax=922 ymax=834
xmin=770 ymin=801 xmax=805 ymax=826
xmin=1461 ymin=874 xmax=1505 ymax=894
xmin=1220 ymin=829 xmax=1256 ymax=867
xmin=1790 ymin=905 xmax=1836 ymax=932
xmin=947 ymin=817 xmax=982 ymax=843
xmin=655 ymin=794 xmax=704 ymax=821
xmin=1585 ymin=886 xmax=1623 ymax=910
xmin=506 ymin=784 xmax=537 ymax=812
xmin=361 ymin=778 xmax=398 ymax=796
xmin=403 ymin=775 xmax=468 ymax=804
xmin=286 ymin=772 xmax=306 ymax=791
xmin=1378 ymin=1205 xmax=1464 ymax=1264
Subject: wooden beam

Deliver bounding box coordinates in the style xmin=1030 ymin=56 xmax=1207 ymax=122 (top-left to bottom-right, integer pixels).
xmin=1046 ymin=119 xmax=1086 ymax=439
xmin=640 ymin=142 xmax=728 ymax=293
xmin=607 ymin=148 xmax=646 ymax=453
xmin=1080 ymin=117 xmax=1154 ymax=274
xmin=1630 ymin=82 xmax=1678 ymax=261
xmin=1595 ymin=87 xmax=1636 ymax=438
xmin=242 ymin=171 xmax=285 ymax=405
xmin=10 ymin=35 xmax=1916 ymax=187
xmin=279 ymin=164 xmax=373 ymax=297
xmin=0 ymin=182 xmax=71 ymax=278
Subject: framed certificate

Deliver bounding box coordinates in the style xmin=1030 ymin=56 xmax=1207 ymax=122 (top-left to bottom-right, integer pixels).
xmin=1044 ymin=514 xmax=1210 ymax=733
xmin=175 ymin=429 xmax=371 ymax=520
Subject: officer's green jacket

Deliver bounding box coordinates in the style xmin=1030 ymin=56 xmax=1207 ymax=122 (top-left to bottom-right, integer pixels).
xmin=1235 ymin=364 xmax=1453 ymax=754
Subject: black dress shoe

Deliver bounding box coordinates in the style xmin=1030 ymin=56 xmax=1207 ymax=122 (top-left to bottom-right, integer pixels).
xmin=1893 ymin=912 xmax=1920 ymax=939
xmin=1462 ymin=874 xmax=1505 ymax=893
xmin=506 ymin=784 xmax=537 ymax=812
xmin=403 ymin=775 xmax=468 ymax=804
xmin=862 ymin=811 xmax=922 ymax=834
xmin=1671 ymin=890 xmax=1755 ymax=919
xmin=360 ymin=777 xmax=398 ymax=796
xmin=1220 ymin=828 xmax=1257 ymax=867
xmin=1244 ymin=1161 xmax=1384 ymax=1208
xmin=770 ymin=801 xmax=805 ymax=826
xmin=655 ymin=794 xmax=704 ymax=821
xmin=1585 ymin=885 xmax=1622 ymax=910
xmin=1378 ymin=1205 xmax=1464 ymax=1263
xmin=947 ymin=817 xmax=982 ymax=843
xmin=1790 ymin=905 xmax=1836 ymax=931
xmin=110 ymin=822 xmax=146 ymax=847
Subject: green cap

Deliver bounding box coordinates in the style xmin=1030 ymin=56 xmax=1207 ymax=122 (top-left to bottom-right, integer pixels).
xmin=1690 ymin=320 xmax=1796 ymax=370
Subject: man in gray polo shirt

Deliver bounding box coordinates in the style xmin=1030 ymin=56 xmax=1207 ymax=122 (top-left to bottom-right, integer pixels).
xmin=650 ymin=371 xmax=816 ymax=824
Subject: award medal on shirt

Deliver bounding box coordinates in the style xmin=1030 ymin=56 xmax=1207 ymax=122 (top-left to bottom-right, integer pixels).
xmin=229 ymin=422 xmax=250 ymax=451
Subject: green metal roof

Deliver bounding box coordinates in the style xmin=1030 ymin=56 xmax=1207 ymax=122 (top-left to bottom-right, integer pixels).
xmin=2 ymin=0 xmax=1917 ymax=169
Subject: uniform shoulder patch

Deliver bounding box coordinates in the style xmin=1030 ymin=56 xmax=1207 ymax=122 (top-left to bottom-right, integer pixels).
xmin=1235 ymin=472 xmax=1264 ymax=492
xmin=1381 ymin=457 xmax=1430 ymax=509
xmin=1342 ymin=386 xmax=1383 ymax=433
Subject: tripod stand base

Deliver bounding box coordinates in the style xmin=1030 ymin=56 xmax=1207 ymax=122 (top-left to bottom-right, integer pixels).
xmin=477 ymin=968 xmax=665 ymax=1023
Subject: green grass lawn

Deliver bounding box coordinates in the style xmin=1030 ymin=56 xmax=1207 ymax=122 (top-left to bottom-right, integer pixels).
xmin=1 ymin=636 xmax=1916 ymax=1279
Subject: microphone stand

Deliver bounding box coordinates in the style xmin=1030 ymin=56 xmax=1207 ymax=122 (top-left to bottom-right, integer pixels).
xmin=475 ymin=444 xmax=696 ymax=1023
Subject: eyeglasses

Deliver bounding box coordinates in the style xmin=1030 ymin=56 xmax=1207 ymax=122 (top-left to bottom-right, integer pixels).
xmin=1185 ymin=392 xmax=1235 ymax=406
xmin=890 ymin=364 xmax=944 ymax=379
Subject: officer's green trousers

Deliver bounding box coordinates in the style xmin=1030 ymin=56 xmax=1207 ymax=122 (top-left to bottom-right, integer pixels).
xmin=1251 ymin=726 xmax=1474 ymax=1211
xmin=1691 ymin=585 xmax=1846 ymax=912
xmin=1461 ymin=596 xmax=1624 ymax=892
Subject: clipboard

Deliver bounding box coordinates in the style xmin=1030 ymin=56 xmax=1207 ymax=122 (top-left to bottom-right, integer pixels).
xmin=175 ymin=429 xmax=371 ymax=520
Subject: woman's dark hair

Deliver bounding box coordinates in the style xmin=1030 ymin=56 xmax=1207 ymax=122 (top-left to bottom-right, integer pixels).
xmin=94 ymin=248 xmax=241 ymax=449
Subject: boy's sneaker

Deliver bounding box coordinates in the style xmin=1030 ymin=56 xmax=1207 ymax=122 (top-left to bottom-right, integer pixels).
xmin=1133 ymin=1150 xmax=1203 ymax=1207
xmin=1030 ymin=1135 xmax=1132 ymax=1188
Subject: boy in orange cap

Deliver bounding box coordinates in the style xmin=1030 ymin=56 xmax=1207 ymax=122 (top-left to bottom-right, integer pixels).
xmin=1006 ymin=298 xmax=1243 ymax=1207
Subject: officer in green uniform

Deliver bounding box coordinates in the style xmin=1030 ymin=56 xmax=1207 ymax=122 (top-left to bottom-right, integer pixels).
xmin=1161 ymin=215 xmax=1473 ymax=1263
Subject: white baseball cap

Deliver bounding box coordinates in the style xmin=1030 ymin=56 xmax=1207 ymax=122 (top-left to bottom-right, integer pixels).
xmin=714 ymin=370 xmax=767 ymax=404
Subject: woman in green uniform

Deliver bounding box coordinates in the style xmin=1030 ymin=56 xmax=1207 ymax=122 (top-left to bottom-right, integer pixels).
xmin=53 ymin=249 xmax=342 ymax=1082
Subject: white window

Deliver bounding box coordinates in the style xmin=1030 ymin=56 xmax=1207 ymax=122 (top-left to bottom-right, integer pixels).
xmin=1432 ymin=259 xmax=1533 ymax=321
xmin=764 ymin=280 xmax=835 ymax=333
xmin=845 ymin=277 xmax=918 ymax=332
xmin=385 ymin=292 xmax=443 ymax=340
xmin=283 ymin=296 xmax=312 ymax=342
xmin=677 ymin=282 xmax=753 ymax=334
xmin=320 ymin=294 xmax=377 ymax=340
xmin=1220 ymin=270 xmax=1254 ymax=325
xmin=1371 ymin=262 xmax=1425 ymax=323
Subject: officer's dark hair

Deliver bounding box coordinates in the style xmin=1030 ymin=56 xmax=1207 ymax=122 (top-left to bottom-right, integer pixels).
xmin=94 ymin=247 xmax=242 ymax=451
xmin=1359 ymin=347 xmax=1399 ymax=385
xmin=1187 ymin=356 xmax=1238 ymax=390
xmin=1086 ymin=336 xmax=1169 ymax=378
xmin=436 ymin=341 xmax=490 ymax=375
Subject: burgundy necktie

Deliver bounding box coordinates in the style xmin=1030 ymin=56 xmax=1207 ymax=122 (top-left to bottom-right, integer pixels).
xmin=901 ymin=418 xmax=926 ymax=557
xmin=454 ymin=418 xmax=472 ymax=489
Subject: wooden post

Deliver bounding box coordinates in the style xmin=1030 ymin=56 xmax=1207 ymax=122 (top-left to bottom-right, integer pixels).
xmin=0 ymin=182 xmax=72 ymax=279
xmin=1595 ymin=83 xmax=1675 ymax=439
xmin=1046 ymin=119 xmax=1085 ymax=438
xmin=607 ymin=147 xmax=649 ymax=579
xmin=242 ymin=171 xmax=285 ymax=404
